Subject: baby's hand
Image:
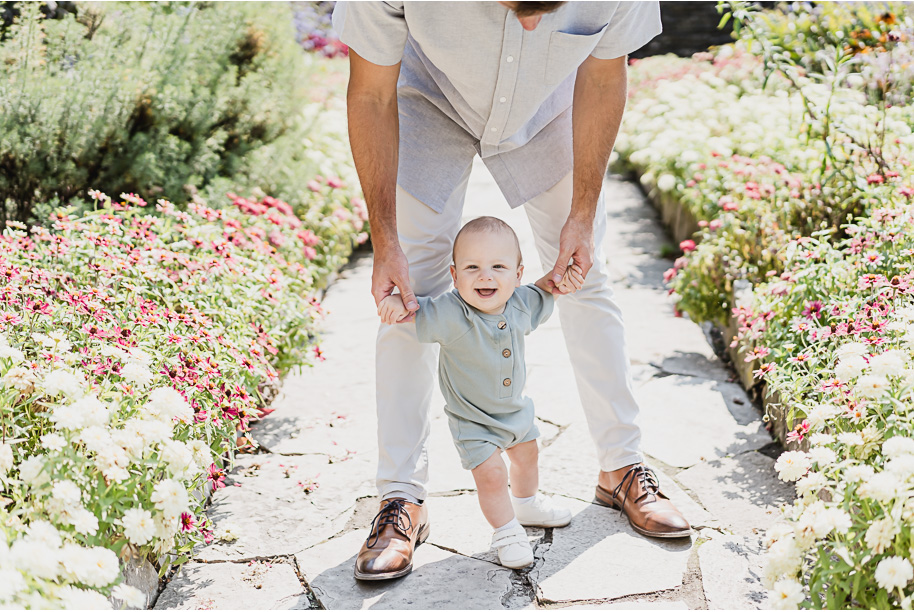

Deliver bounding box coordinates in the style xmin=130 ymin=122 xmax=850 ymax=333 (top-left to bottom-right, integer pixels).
xmin=556 ymin=264 xmax=585 ymax=294
xmin=378 ymin=294 xmax=412 ymax=325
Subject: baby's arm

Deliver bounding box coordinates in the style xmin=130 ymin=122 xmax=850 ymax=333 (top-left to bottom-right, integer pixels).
xmin=378 ymin=294 xmax=412 ymax=325
xmin=535 ymin=264 xmax=585 ymax=295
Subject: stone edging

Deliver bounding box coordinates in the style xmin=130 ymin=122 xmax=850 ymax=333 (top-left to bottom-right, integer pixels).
xmin=632 ymin=169 xmax=794 ymax=447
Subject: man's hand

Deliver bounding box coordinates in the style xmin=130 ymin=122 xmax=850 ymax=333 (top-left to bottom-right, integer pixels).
xmin=372 ymin=243 xmax=418 ymax=320
xmin=549 ymin=218 xmax=594 ymax=295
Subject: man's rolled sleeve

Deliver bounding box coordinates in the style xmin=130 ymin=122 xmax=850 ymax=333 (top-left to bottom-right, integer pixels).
xmin=591 ymin=2 xmax=662 ymax=60
xmin=331 ymin=1 xmax=408 ymax=66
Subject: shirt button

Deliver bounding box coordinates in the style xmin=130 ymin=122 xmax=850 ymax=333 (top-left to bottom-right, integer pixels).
xmin=506 ymin=56 xmax=514 ymax=63
xmin=503 ymin=378 xmax=512 ymax=387
xmin=498 ymin=321 xmax=507 ymax=329
xmin=502 ymin=349 xmax=511 ymax=358
xmin=499 ymin=97 xmax=507 ymax=103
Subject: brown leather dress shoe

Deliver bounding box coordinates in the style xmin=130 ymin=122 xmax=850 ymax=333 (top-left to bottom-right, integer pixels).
xmin=354 ymin=498 xmax=430 ymax=581
xmin=594 ymin=464 xmax=692 ymax=539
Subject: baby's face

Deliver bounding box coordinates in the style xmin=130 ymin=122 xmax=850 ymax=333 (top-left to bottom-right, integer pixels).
xmin=450 ymin=230 xmax=523 ymax=315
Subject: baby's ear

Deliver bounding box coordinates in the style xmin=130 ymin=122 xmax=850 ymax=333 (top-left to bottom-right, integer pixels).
xmin=516 ymin=264 xmax=524 ymax=286
xmin=450 ymin=264 xmax=457 ymax=284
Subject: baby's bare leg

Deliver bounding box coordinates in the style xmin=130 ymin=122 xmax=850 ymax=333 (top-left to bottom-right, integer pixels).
xmin=505 ymin=440 xmax=538 ymax=498
xmin=471 ymin=452 xmax=514 ymax=528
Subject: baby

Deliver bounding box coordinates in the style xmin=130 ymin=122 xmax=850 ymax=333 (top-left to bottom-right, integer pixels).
xmin=378 ymin=216 xmax=582 ymax=568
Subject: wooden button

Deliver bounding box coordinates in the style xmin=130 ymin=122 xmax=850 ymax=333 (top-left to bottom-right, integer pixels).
xmin=498 ymin=321 xmax=507 ymax=329
xmin=503 ymin=378 xmax=511 ymax=387
xmin=502 ymin=349 xmax=511 ymax=358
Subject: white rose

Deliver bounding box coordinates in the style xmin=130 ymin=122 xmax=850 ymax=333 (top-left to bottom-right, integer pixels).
xmin=111 ymin=584 xmax=146 ymax=609
xmin=813 ymin=508 xmax=851 ymax=537
xmin=40 ymin=432 xmax=67 ymax=452
xmin=3 ymin=365 xmax=37 ymax=391
xmin=79 ymin=426 xmax=114 ymax=455
xmin=876 ymin=556 xmax=914 ymax=591
xmin=806 ymin=404 xmax=837 ymax=430
xmin=49 ymin=403 xmax=85 ymax=431
xmin=845 ymin=464 xmax=875 ymax=482
xmin=146 ymin=387 xmax=192 ymax=422
xmin=769 ymin=578 xmax=805 ymax=610
xmin=883 ymin=436 xmax=914 ymax=459
xmin=151 ymin=479 xmax=189 ymax=515
xmin=137 ymin=418 xmax=174 ymax=445
xmin=857 ymin=375 xmax=890 ymax=398
xmin=80 ymin=546 xmax=120 ymax=588
xmin=18 ymin=455 xmax=48 ymax=487
xmin=68 ymin=507 xmax=99 ymax=536
xmin=808 ymin=433 xmax=835 ymax=446
xmin=808 ymin=446 xmax=836 ymax=467
xmin=51 ymin=480 xmax=82 ymax=505
xmin=834 ymin=355 xmax=868 ymax=382
xmin=869 ymin=350 xmax=908 ymax=377
xmin=42 ymin=369 xmax=83 ymax=398
xmin=859 ymin=472 xmax=903 ymax=503
xmin=120 ymin=508 xmax=155 ymax=546
xmin=112 ymin=426 xmax=147 ymax=460
xmin=774 ymin=451 xmax=810 ymax=482
xmin=837 ymin=431 xmax=864 ymax=447
xmin=121 ymin=363 xmax=154 ymax=388
xmin=74 ymin=395 xmax=110 ymax=427
xmin=796 ymin=472 xmax=827 ymax=497
xmin=160 ymin=440 xmax=196 ymax=479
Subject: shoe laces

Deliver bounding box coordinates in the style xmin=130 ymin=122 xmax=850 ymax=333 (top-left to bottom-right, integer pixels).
xmin=366 ymin=499 xmax=413 ymax=549
xmin=611 ymin=464 xmax=661 ymax=512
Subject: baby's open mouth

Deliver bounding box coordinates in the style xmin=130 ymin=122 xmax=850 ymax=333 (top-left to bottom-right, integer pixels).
xmin=475 ymin=288 xmax=497 ymax=298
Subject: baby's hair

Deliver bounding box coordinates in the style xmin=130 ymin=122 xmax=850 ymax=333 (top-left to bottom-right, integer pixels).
xmin=453 ymin=216 xmax=522 ymax=266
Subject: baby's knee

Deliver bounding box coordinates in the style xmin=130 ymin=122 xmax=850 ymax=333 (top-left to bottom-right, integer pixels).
xmin=508 ymin=440 xmax=539 ymax=465
xmin=472 ymin=453 xmax=508 ymax=489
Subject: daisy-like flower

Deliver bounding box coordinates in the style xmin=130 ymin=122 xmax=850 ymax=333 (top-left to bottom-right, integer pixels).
xmin=875 ymin=556 xmax=913 ymax=591
xmin=774 ymin=451 xmax=810 ymax=482
xmin=120 ymin=508 xmax=155 ymax=546
xmin=112 ymin=584 xmax=147 ymax=609
xmin=769 ymin=578 xmax=805 ymax=609
xmin=179 ymin=512 xmax=196 ymax=532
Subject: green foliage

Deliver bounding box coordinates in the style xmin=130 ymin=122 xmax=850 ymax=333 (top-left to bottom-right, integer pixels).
xmin=0 ymin=1 xmax=325 ymax=226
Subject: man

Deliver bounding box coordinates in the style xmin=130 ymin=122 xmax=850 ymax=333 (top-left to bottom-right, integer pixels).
xmin=332 ymin=1 xmax=692 ymax=581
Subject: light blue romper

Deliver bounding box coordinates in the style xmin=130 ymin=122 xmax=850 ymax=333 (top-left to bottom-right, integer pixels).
xmin=415 ymin=285 xmax=555 ymax=470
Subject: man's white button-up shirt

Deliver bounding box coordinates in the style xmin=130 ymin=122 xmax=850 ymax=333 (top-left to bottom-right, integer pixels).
xmin=332 ymin=1 xmax=661 ymax=212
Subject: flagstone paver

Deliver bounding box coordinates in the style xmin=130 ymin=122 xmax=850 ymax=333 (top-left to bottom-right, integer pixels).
xmin=154 ymin=162 xmax=784 ymax=610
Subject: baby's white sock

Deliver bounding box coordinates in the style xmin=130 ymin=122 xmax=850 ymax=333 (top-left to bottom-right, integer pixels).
xmin=511 ymin=494 xmax=537 ymax=505
xmin=494 ymin=517 xmax=521 ymax=533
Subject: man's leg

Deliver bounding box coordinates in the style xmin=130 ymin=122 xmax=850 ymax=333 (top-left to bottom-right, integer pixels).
xmin=374 ymin=182 xmax=467 ymax=501
xmin=523 ymin=172 xmax=691 ymax=538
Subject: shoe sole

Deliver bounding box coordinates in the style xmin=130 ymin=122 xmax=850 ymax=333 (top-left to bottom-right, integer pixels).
xmin=593 ymin=496 xmax=693 ymax=539
xmin=517 ymin=517 xmax=572 ymax=528
xmin=353 ymin=523 xmax=431 ymax=581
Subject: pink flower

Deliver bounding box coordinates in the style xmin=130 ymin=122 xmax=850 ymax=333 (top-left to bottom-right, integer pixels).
xmin=303 ymin=246 xmax=317 ymax=260
xmin=753 ymin=362 xmax=775 ymax=379
xmin=180 ymin=512 xmax=196 ymax=532
xmin=297 ymin=229 xmax=320 ymax=247
xmin=709 ymin=219 xmax=723 ymax=231
xmin=866 ymin=174 xmax=884 ymax=184
xmin=679 ymin=239 xmax=696 ymax=253
xmin=207 ymin=464 xmax=227 ymax=490
xmin=327 ymin=177 xmax=344 ymax=189
xmin=307 ymin=180 xmax=322 ymax=193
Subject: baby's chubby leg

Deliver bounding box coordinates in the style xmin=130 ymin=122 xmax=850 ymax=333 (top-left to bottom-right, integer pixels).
xmin=504 ymin=439 xmax=539 ymax=498
xmin=506 ymin=441 xmax=573 ymax=529
xmin=471 ymin=451 xmax=514 ymax=529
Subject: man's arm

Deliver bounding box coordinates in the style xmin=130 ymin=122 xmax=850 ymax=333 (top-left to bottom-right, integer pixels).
xmin=549 ymin=55 xmax=628 ymax=290
xmin=347 ymin=50 xmax=418 ymax=314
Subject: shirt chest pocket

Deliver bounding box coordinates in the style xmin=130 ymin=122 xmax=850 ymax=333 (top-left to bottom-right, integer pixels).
xmin=544 ymin=23 xmax=610 ymax=88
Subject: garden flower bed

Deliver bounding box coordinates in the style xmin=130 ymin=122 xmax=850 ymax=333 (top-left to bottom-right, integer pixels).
xmin=0 ymin=186 xmax=365 ymax=608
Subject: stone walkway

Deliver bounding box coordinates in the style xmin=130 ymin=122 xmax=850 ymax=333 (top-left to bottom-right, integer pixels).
xmin=155 ymin=161 xmax=795 ymax=610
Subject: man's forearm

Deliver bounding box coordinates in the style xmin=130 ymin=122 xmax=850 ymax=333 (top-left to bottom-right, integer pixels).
xmin=571 ymin=56 xmax=628 ymax=224
xmin=347 ymin=91 xmax=400 ymax=249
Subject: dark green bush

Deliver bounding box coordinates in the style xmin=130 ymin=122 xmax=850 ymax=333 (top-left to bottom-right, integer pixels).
xmin=0 ymin=1 xmax=322 ymax=225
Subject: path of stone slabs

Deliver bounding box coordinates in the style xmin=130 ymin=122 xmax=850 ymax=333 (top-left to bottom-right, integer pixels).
xmin=155 ymin=162 xmax=795 ymax=611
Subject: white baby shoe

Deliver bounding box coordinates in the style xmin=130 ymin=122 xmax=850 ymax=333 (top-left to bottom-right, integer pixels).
xmin=512 ymin=494 xmax=573 ymax=528
xmin=491 ymin=524 xmax=534 ymax=569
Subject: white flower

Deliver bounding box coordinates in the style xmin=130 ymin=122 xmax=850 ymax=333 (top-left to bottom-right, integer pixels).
xmin=845 ymin=464 xmax=875 ymax=482
xmin=126 ymin=347 xmax=153 ymax=366
xmin=120 ymin=508 xmax=155 ymax=546
xmin=0 ymin=567 xmax=26 ymax=602
xmin=884 ymin=437 xmax=914 ymax=459
xmin=111 ymin=584 xmax=146 ymax=609
xmin=809 ymin=432 xmax=835 ymax=446
xmin=42 ymin=369 xmax=83 ymax=398
xmin=808 ymin=446 xmax=836 ymax=467
xmin=146 ymin=387 xmax=192 ymax=422
xmin=151 ymin=479 xmax=189 ymax=515
xmin=769 ymin=578 xmax=805 ymax=609
xmin=0 ymin=443 xmax=12 ymax=474
xmin=875 ymin=556 xmax=914 ymax=591
xmin=69 ymin=507 xmax=99 ymax=536
xmin=18 ymin=455 xmax=48 ymax=487
xmin=3 ymin=365 xmax=37 ymax=391
xmin=81 ymin=546 xmax=120 ymax=588
xmin=887 ymin=455 xmax=914 ymax=478
xmin=859 ymin=472 xmax=903 ymax=504
xmin=837 ymin=432 xmax=864 ymax=447
xmin=836 ymin=342 xmax=868 ymax=359
xmin=50 ymin=402 xmax=86 ymax=430
xmin=857 ymin=375 xmax=890 ymax=398
xmin=215 ymin=521 xmax=241 ymax=543
xmin=835 ymin=355 xmax=868 ymax=382
xmin=135 ymin=417 xmax=174 ymax=444
xmin=160 ymin=440 xmax=197 ymax=479
xmin=73 ymin=395 xmax=110 ymax=427
xmin=869 ymin=350 xmax=908 ymax=377
xmin=112 ymin=425 xmax=147 ymax=460
xmin=121 ymin=362 xmax=154 ymax=388
xmin=774 ymin=451 xmax=810 ymax=482
xmin=155 ymin=512 xmax=180 ymax=540
xmin=796 ymin=472 xmax=827 ymax=497
xmin=10 ymin=540 xmax=59 ymax=580
xmin=79 ymin=426 xmax=114 ymax=455
xmin=95 ymin=445 xmax=130 ymax=483
xmin=806 ymin=404 xmax=837 ymax=429
xmin=0 ymin=344 xmax=25 ymax=364
xmin=187 ymin=439 xmax=211 ymax=467
xmin=51 ymin=480 xmax=82 ymax=505
xmin=40 ymin=432 xmax=67 ymax=452
xmin=99 ymin=343 xmax=130 ymax=361
xmin=656 ymin=173 xmax=677 ymax=192
xmin=813 ymin=508 xmax=852 ymax=537
xmin=57 ymin=585 xmax=113 ymax=610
